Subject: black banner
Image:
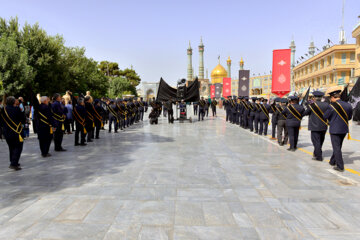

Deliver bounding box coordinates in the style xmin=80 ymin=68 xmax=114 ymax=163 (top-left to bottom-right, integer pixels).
xmin=156 ymin=77 xmax=200 ymax=102
xmin=238 ymin=70 xmax=250 ymax=96
xmin=215 ymin=83 xmax=222 ymax=98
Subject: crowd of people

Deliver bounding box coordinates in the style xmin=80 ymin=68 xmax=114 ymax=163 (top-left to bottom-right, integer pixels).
xmin=0 ymin=91 xmax=149 ymax=171
xmin=222 ymin=86 xmax=354 ymax=172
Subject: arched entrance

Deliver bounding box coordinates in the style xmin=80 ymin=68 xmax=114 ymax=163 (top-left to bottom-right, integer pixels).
xmin=146 ymin=89 xmax=154 ymax=100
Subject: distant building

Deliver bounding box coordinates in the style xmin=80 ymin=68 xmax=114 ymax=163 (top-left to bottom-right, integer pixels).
xmin=231 ymin=79 xmax=239 ymax=96
xmin=293 ymin=44 xmax=356 ymax=93
xmin=142 ymin=82 xmax=159 ymax=100
xmin=249 ymin=74 xmax=272 ymax=97
xmin=352 ymin=19 xmax=360 ymax=78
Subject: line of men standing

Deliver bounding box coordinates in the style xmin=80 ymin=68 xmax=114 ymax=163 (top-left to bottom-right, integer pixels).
xmin=223 ymin=85 xmax=353 ymax=172
xmin=0 ymin=92 xmax=148 ymax=171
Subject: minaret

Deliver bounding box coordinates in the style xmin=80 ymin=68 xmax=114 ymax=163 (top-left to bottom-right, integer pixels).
xmin=227 ymin=56 xmax=231 ymax=78
xmin=198 ymin=37 xmax=204 ymax=79
xmin=187 ymin=41 xmax=193 ymax=81
xmin=308 ymin=41 xmax=315 ymax=57
xmin=289 ymin=39 xmax=296 ymax=68
xmin=239 ymin=57 xmax=244 ymax=70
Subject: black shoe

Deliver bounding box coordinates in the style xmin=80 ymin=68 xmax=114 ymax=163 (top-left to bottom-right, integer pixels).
xmin=333 ymin=166 xmax=344 ymax=172
xmin=287 ymin=148 xmax=296 ymax=152
xmin=9 ymin=165 xmax=22 ymax=171
xmin=279 ymin=142 xmax=284 ymax=146
xmin=87 ymin=140 xmax=93 ymax=142
xmin=80 ymin=143 xmax=87 ymax=146
xmin=42 ymin=153 xmax=52 ymax=157
xmin=312 ymin=157 xmax=323 ymax=161
xmin=75 ymin=143 xmax=80 ymax=146
xmin=59 ymin=148 xmax=67 ymax=152
xmin=95 ymin=137 xmax=100 ymax=139
xmin=329 ymin=162 xmax=336 ymax=166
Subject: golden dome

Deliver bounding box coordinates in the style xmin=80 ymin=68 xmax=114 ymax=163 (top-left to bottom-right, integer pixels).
xmin=211 ymin=64 xmax=227 ymax=78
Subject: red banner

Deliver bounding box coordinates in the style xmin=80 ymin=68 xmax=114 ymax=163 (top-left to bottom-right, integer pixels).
xmin=272 ymin=49 xmax=291 ymax=97
xmin=210 ymin=85 xmax=215 ymax=98
xmin=222 ymin=78 xmax=231 ymax=97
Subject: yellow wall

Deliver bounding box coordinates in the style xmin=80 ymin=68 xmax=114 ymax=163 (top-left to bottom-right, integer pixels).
xmin=293 ymin=44 xmax=356 ymax=92
xmin=249 ymin=74 xmax=272 ymax=96
xmin=352 ymin=23 xmax=360 ymax=77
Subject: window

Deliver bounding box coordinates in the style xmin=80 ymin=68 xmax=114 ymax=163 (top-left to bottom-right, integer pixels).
xmin=331 ymin=55 xmax=334 ymax=65
xmin=341 ymin=53 xmax=347 ymax=64
xmin=350 ymin=52 xmax=355 ymax=62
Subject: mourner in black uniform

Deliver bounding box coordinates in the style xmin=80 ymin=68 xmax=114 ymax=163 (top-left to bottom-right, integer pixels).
xmin=324 ymin=86 xmax=353 ymax=172
xmin=198 ymin=97 xmax=206 ymax=121
xmin=211 ymin=98 xmax=217 ymax=116
xmin=52 ymin=93 xmax=66 ymax=151
xmin=258 ymin=98 xmax=271 ymax=136
xmin=282 ymin=96 xmax=304 ymax=151
xmin=249 ymin=97 xmax=257 ymax=132
xmin=254 ymin=98 xmax=261 ymax=133
xmin=205 ymin=99 xmax=209 ymax=117
xmin=238 ymin=97 xmax=244 ymax=127
xmin=193 ymin=101 xmax=198 ymax=116
xmin=242 ymin=97 xmax=250 ymax=129
xmin=107 ymin=100 xmax=119 ymax=133
xmin=165 ymin=98 xmax=174 ymax=123
xmin=270 ymin=98 xmax=280 ymax=140
xmin=235 ymin=97 xmax=241 ymax=125
xmin=225 ymin=96 xmax=232 ymax=122
xmin=303 ymin=91 xmax=329 ymax=161
xmin=0 ymin=96 xmax=26 ymax=170
xmin=92 ymin=99 xmax=103 ymax=139
xmin=73 ymin=98 xmax=87 ymax=146
xmin=84 ymin=96 xmax=95 ymax=142
xmin=230 ymin=96 xmax=237 ymax=124
xmin=276 ymin=98 xmax=288 ymax=146
xmin=139 ymin=97 xmax=145 ymax=121
xmin=36 ymin=96 xmax=55 ymax=157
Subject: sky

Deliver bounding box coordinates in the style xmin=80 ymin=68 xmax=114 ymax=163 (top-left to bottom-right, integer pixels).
xmin=1 ymin=0 xmax=360 ymax=86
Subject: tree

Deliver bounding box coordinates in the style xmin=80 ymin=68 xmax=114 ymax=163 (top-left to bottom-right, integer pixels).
xmin=108 ymin=76 xmax=137 ymax=98
xmin=119 ymin=68 xmax=141 ymax=87
xmin=98 ymin=61 xmax=120 ymax=77
xmin=0 ymin=34 xmax=34 ymax=96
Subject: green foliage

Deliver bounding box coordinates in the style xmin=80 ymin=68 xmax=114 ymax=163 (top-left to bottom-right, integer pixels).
xmin=108 ymin=77 xmax=137 ymax=98
xmin=0 ymin=17 xmax=138 ymax=100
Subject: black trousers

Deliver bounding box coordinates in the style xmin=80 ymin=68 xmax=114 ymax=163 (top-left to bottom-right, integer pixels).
xmin=54 ymin=125 xmax=64 ymax=151
xmin=194 ymin=107 xmax=198 ymax=116
xmin=109 ymin=116 xmax=118 ymax=132
xmin=249 ymin=116 xmax=254 ymax=131
xmin=205 ymin=108 xmax=209 ymax=117
xmin=254 ymin=116 xmax=259 ymax=132
xmin=330 ymin=133 xmax=346 ymax=170
xmin=311 ymin=131 xmax=326 ymax=160
xmin=243 ymin=115 xmax=248 ymax=129
xmin=93 ymin=121 xmax=101 ymax=138
xmin=75 ymin=123 xmax=86 ymax=144
xmin=232 ymin=113 xmax=237 ymax=124
xmin=226 ymin=110 xmax=231 ymax=121
xmin=287 ymin=126 xmax=300 ymax=149
xmin=259 ymin=119 xmax=269 ymax=135
xmin=38 ymin=133 xmax=52 ymax=156
xmin=168 ymin=109 xmax=174 ymax=123
xmin=140 ymin=110 xmax=144 ymax=121
xmin=211 ymin=107 xmax=216 ymax=116
xmin=86 ymin=124 xmax=94 ymax=141
xmin=277 ymin=120 xmax=288 ymax=144
xmin=198 ymin=109 xmax=205 ymax=121
xmin=6 ymin=138 xmax=23 ymax=166
xmin=271 ymin=122 xmax=277 ymax=138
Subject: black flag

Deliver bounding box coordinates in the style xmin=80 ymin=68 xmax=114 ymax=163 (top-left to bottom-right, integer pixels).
xmin=340 ymin=84 xmax=349 ymax=102
xmin=350 ymin=78 xmax=360 ymax=121
xmin=301 ymin=86 xmax=310 ymax=106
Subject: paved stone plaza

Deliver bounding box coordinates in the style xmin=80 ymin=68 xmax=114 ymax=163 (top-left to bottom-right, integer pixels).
xmin=1 ymin=109 xmax=360 ymax=240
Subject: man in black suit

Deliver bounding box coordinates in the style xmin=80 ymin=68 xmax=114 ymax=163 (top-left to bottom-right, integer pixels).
xmin=303 ymin=91 xmax=329 ymax=161
xmin=37 ymin=96 xmax=55 ymax=157
xmin=324 ymin=86 xmax=353 ymax=172
xmin=282 ymin=96 xmax=304 ymax=151
xmin=0 ymin=96 xmax=26 ymax=170
xmin=258 ymin=98 xmax=271 ymax=136
xmin=52 ymin=93 xmax=66 ymax=152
